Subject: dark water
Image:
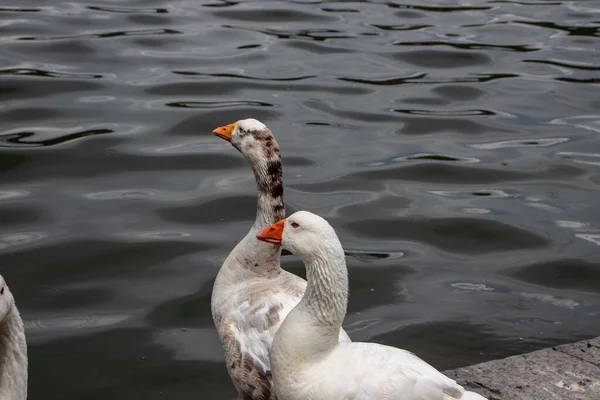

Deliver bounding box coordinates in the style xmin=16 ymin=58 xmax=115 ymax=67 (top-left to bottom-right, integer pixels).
xmin=1 ymin=0 xmax=599 ymax=398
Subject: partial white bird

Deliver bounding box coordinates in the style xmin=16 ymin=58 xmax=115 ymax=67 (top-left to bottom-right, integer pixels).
xmin=210 ymin=119 xmax=351 ymax=400
xmin=257 ymin=211 xmax=487 ymax=400
xmin=0 ymin=274 xmax=28 ymax=400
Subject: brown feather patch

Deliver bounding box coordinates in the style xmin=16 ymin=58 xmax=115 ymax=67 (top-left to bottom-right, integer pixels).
xmin=225 ymin=335 xmax=277 ymax=400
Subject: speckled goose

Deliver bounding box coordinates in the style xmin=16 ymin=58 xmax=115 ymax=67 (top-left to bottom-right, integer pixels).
xmin=210 ymin=119 xmax=351 ymax=400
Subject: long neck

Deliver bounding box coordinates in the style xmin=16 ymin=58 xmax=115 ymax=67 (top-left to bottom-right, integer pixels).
xmin=249 ymin=149 xmax=285 ymax=232
xmin=0 ymin=305 xmax=28 ymax=400
xmin=286 ymin=240 xmax=348 ymax=356
xmin=230 ymin=145 xmax=285 ymax=277
xmin=301 ymin=240 xmax=348 ymax=332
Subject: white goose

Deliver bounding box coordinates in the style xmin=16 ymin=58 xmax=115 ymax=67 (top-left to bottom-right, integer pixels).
xmin=0 ymin=274 xmax=28 ymax=400
xmin=257 ymin=211 xmax=487 ymax=400
xmin=210 ymin=119 xmax=351 ymax=400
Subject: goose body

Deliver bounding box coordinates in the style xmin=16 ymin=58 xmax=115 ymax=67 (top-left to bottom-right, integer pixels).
xmin=0 ymin=275 xmax=28 ymax=400
xmin=210 ymin=119 xmax=350 ymax=400
xmin=257 ymin=212 xmax=487 ymax=400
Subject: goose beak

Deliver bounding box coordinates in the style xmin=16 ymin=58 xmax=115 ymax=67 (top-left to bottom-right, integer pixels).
xmin=257 ymin=219 xmax=285 ymax=246
xmin=213 ymin=122 xmax=237 ymax=142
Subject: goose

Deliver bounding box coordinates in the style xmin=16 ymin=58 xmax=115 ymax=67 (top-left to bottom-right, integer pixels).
xmin=0 ymin=275 xmax=28 ymax=400
xmin=210 ymin=119 xmax=351 ymax=400
xmin=256 ymin=211 xmax=487 ymax=400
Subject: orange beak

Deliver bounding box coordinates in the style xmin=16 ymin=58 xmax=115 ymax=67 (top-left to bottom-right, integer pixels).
xmin=257 ymin=219 xmax=285 ymax=246
xmin=212 ymin=122 xmax=237 ymax=142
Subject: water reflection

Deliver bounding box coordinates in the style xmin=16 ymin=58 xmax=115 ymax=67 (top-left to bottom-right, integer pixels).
xmin=0 ymin=0 xmax=599 ymax=398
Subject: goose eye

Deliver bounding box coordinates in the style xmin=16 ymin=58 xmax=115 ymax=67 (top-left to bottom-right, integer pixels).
xmin=291 ymin=222 xmax=300 ymax=228
xmin=0 ymin=286 xmax=4 ymax=295
xmin=238 ymin=127 xmax=245 ymax=134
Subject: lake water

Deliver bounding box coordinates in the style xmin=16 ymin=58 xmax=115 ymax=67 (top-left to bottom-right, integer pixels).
xmin=1 ymin=0 xmax=599 ymax=398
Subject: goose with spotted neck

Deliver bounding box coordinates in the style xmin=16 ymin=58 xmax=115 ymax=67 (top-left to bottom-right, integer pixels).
xmin=0 ymin=275 xmax=28 ymax=400
xmin=210 ymin=119 xmax=351 ymax=400
xmin=257 ymin=211 xmax=487 ymax=400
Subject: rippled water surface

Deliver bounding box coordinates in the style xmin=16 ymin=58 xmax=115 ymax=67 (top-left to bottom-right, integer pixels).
xmin=1 ymin=0 xmax=599 ymax=398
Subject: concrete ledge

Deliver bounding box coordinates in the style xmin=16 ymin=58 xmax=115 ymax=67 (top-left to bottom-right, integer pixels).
xmin=444 ymin=337 xmax=600 ymax=400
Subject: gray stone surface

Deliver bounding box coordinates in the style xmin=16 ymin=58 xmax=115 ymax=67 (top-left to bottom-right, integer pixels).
xmin=555 ymin=337 xmax=600 ymax=368
xmin=444 ymin=337 xmax=600 ymax=400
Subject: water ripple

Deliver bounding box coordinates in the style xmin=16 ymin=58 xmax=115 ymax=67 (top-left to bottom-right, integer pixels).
xmin=338 ymin=73 xmax=426 ymax=86
xmin=173 ymin=71 xmax=317 ymax=81
xmin=0 ymin=68 xmax=103 ymax=79
xmin=516 ymin=21 xmax=600 ymax=37
xmin=339 ymin=72 xmax=519 ymax=86
xmin=371 ymin=24 xmax=432 ymax=32
xmin=0 ymin=189 xmax=29 ymax=201
xmin=387 ymin=4 xmax=492 ymax=12
xmin=18 ymin=28 xmax=183 ymax=41
xmin=0 ymin=7 xmax=41 ymax=13
xmin=1 ymin=0 xmax=599 ymax=396
xmin=203 ymin=1 xmax=241 ymax=8
xmin=576 ymin=234 xmax=600 ymax=246
xmin=0 ymin=128 xmax=113 ymax=148
xmin=165 ymin=100 xmax=273 ymax=109
xmin=556 ymin=77 xmax=600 ymax=84
xmin=490 ymin=1 xmax=562 ymax=5
xmin=0 ymin=231 xmax=48 ymax=251
xmin=557 ymin=152 xmax=600 ymax=167
xmin=345 ymin=217 xmax=549 ymax=254
xmin=212 ymin=8 xmax=338 ymax=23
xmin=472 ymin=138 xmax=569 ymax=150
xmin=392 ymin=50 xmax=491 ymax=68
xmin=523 ymin=59 xmax=600 ymax=71
xmin=87 ymin=6 xmax=169 ymax=14
xmin=393 ymin=41 xmax=541 ymax=53
xmin=428 ymin=189 xmax=512 ymax=199
xmin=519 ymin=292 xmax=579 ymax=309
xmin=398 ymin=153 xmax=480 ymax=163
xmin=393 ymin=108 xmax=496 ymax=117
xmin=223 ymin=25 xmax=355 ymax=41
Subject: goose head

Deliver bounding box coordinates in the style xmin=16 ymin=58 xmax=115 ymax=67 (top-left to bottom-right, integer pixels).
xmin=256 ymin=211 xmax=339 ymax=259
xmin=213 ymin=118 xmax=279 ymax=162
xmin=0 ymin=275 xmax=15 ymax=322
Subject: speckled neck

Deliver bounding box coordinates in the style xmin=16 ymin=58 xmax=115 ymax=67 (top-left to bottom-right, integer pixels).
xmin=240 ymin=128 xmax=285 ymax=276
xmin=247 ymin=129 xmax=284 ymax=230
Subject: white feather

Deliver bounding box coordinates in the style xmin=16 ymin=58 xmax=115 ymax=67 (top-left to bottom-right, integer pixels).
xmin=266 ymin=212 xmax=486 ymax=400
xmin=0 ymin=275 xmax=28 ymax=400
xmin=238 ymin=118 xmax=267 ymax=132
